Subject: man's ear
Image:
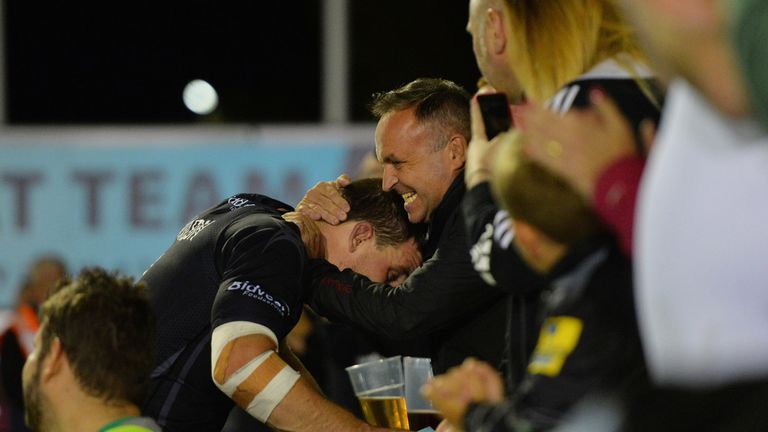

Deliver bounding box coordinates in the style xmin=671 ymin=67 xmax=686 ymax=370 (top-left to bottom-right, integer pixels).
xmin=349 ymin=221 xmax=374 ymax=252
xmin=486 ymin=7 xmax=507 ymax=55
xmin=445 ymin=134 xmax=468 ymax=170
xmin=41 ymin=337 xmax=66 ymax=382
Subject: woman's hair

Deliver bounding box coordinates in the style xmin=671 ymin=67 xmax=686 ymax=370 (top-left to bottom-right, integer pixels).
xmin=502 ymin=0 xmax=652 ymax=102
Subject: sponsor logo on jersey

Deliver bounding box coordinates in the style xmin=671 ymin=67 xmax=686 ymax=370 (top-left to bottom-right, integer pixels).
xmin=228 ymin=196 xmax=256 ymax=211
xmin=227 ymin=280 xmax=291 ymax=317
xmin=176 ymin=218 xmax=214 ymax=241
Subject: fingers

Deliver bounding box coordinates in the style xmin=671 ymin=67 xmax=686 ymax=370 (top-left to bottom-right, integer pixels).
xmin=296 ymin=180 xmax=350 ymax=225
xmin=589 ymin=87 xmax=629 ymax=133
xmin=461 ymin=359 xmax=505 ymax=402
xmin=334 ymin=173 xmax=352 ymax=188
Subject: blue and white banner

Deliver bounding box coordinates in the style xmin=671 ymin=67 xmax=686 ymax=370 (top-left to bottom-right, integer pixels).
xmin=0 ymin=126 xmax=374 ymax=305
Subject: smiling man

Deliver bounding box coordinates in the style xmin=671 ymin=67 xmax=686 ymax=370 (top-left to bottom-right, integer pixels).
xmin=374 ymin=95 xmax=467 ymax=225
xmin=299 ymin=78 xmax=542 ymax=375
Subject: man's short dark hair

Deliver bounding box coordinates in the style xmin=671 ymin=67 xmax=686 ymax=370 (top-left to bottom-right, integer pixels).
xmin=370 ymin=78 xmax=471 ymax=150
xmin=38 ymin=267 xmax=156 ymax=406
xmin=341 ymin=178 xmax=424 ymax=247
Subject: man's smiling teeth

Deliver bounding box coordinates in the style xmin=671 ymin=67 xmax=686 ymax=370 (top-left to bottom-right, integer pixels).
xmin=402 ymin=192 xmax=417 ymax=204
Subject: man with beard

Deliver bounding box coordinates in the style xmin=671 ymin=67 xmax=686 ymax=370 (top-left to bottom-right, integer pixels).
xmin=22 ymin=267 xmax=161 ymax=432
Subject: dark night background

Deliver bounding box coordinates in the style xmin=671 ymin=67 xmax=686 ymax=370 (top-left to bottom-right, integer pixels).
xmin=5 ymin=1 xmax=480 ymax=124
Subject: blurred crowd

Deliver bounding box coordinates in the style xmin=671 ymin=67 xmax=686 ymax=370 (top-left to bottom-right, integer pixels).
xmin=2 ymin=0 xmax=768 ymax=431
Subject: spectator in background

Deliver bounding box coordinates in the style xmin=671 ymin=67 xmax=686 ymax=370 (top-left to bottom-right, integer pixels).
xmin=488 ymin=0 xmax=768 ymax=429
xmin=457 ymin=0 xmax=660 ymax=397
xmin=424 ymin=134 xmax=645 ymax=431
xmin=1 ymin=256 xmax=66 ymax=432
xmin=355 ymin=151 xmax=384 ymax=179
xmin=463 ymin=0 xmax=661 ymax=263
xmin=622 ymin=0 xmax=768 ymax=429
xmin=21 ymin=267 xmax=161 ymax=431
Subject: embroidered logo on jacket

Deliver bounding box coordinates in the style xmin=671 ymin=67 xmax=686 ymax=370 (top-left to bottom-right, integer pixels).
xmin=228 ymin=196 xmax=256 ymax=211
xmin=528 ymin=316 xmax=583 ymax=377
xmin=177 ymin=219 xmax=213 ymax=241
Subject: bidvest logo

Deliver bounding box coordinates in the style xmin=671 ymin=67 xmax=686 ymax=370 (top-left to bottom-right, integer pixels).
xmin=227 ymin=281 xmax=290 ymax=317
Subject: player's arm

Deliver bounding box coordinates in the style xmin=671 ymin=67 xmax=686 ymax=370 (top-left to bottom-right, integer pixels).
xmin=212 ymin=221 xmax=388 ymax=432
xmin=307 ymin=221 xmax=506 ymax=340
xmin=278 ymin=338 xmax=322 ymax=395
xmin=211 ymin=323 xmax=383 ymax=432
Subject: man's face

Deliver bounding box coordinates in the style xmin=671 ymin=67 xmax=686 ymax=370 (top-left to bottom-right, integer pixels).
xmin=467 ymin=0 xmax=491 ymax=80
xmin=22 ymin=331 xmax=48 ymax=432
xmin=466 ymin=0 xmax=523 ymax=100
xmin=349 ymin=237 xmax=422 ymax=286
xmin=376 ymin=108 xmax=459 ymax=224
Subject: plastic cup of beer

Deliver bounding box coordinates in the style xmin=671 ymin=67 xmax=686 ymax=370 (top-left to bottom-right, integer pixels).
xmin=346 ymin=356 xmax=409 ymax=429
xmin=403 ymin=357 xmax=441 ymax=430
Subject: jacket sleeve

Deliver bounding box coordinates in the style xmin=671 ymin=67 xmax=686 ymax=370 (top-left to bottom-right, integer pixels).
xmin=593 ymin=156 xmax=645 ymax=257
xmin=462 ymin=182 xmax=542 ymax=294
xmin=306 ymin=214 xmax=504 ymax=340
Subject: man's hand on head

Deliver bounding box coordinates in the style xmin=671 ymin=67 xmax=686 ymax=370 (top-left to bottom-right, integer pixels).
xmin=297 ymin=174 xmax=352 ymax=225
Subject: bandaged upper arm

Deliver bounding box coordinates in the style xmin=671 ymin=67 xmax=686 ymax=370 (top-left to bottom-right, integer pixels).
xmin=211 ymin=321 xmax=301 ymax=422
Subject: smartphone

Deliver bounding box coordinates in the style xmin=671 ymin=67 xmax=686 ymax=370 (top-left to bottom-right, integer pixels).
xmin=477 ymin=93 xmax=512 ymax=139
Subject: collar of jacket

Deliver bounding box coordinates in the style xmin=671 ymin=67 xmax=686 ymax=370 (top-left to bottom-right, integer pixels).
xmin=546 ymin=233 xmax=614 ymax=282
xmin=423 ymin=172 xmax=466 ymax=256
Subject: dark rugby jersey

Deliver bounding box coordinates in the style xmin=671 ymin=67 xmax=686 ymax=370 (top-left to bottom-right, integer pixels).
xmin=140 ymin=193 xmax=305 ymax=432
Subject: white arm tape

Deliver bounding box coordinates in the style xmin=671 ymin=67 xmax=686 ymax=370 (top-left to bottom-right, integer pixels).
xmin=211 ymin=321 xmax=279 ymax=365
xmin=211 ymin=321 xmax=300 ymax=422
xmin=246 ymin=361 xmax=301 ymax=422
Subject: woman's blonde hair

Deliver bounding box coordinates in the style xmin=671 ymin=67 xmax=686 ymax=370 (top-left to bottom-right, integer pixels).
xmin=502 ymin=0 xmax=651 ymax=102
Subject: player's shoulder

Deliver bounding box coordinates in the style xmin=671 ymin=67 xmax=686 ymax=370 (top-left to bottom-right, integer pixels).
xmin=217 ymin=194 xmax=302 ymax=249
xmin=547 ymin=56 xmax=657 ymax=114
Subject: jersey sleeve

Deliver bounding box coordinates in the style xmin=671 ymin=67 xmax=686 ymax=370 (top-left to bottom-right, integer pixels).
xmin=306 ymin=214 xmax=506 ymax=340
xmin=211 ymin=218 xmax=304 ymax=342
xmin=461 ymin=182 xmax=543 ymax=294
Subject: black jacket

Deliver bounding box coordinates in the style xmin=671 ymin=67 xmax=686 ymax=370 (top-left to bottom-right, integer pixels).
xmin=307 ymin=174 xmax=535 ymax=373
xmin=465 ymin=238 xmax=648 ymax=431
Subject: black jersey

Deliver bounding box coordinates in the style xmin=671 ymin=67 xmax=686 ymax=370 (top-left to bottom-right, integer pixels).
xmin=140 ymin=193 xmax=305 ymax=432
xmin=465 ymin=238 xmax=646 ymax=431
